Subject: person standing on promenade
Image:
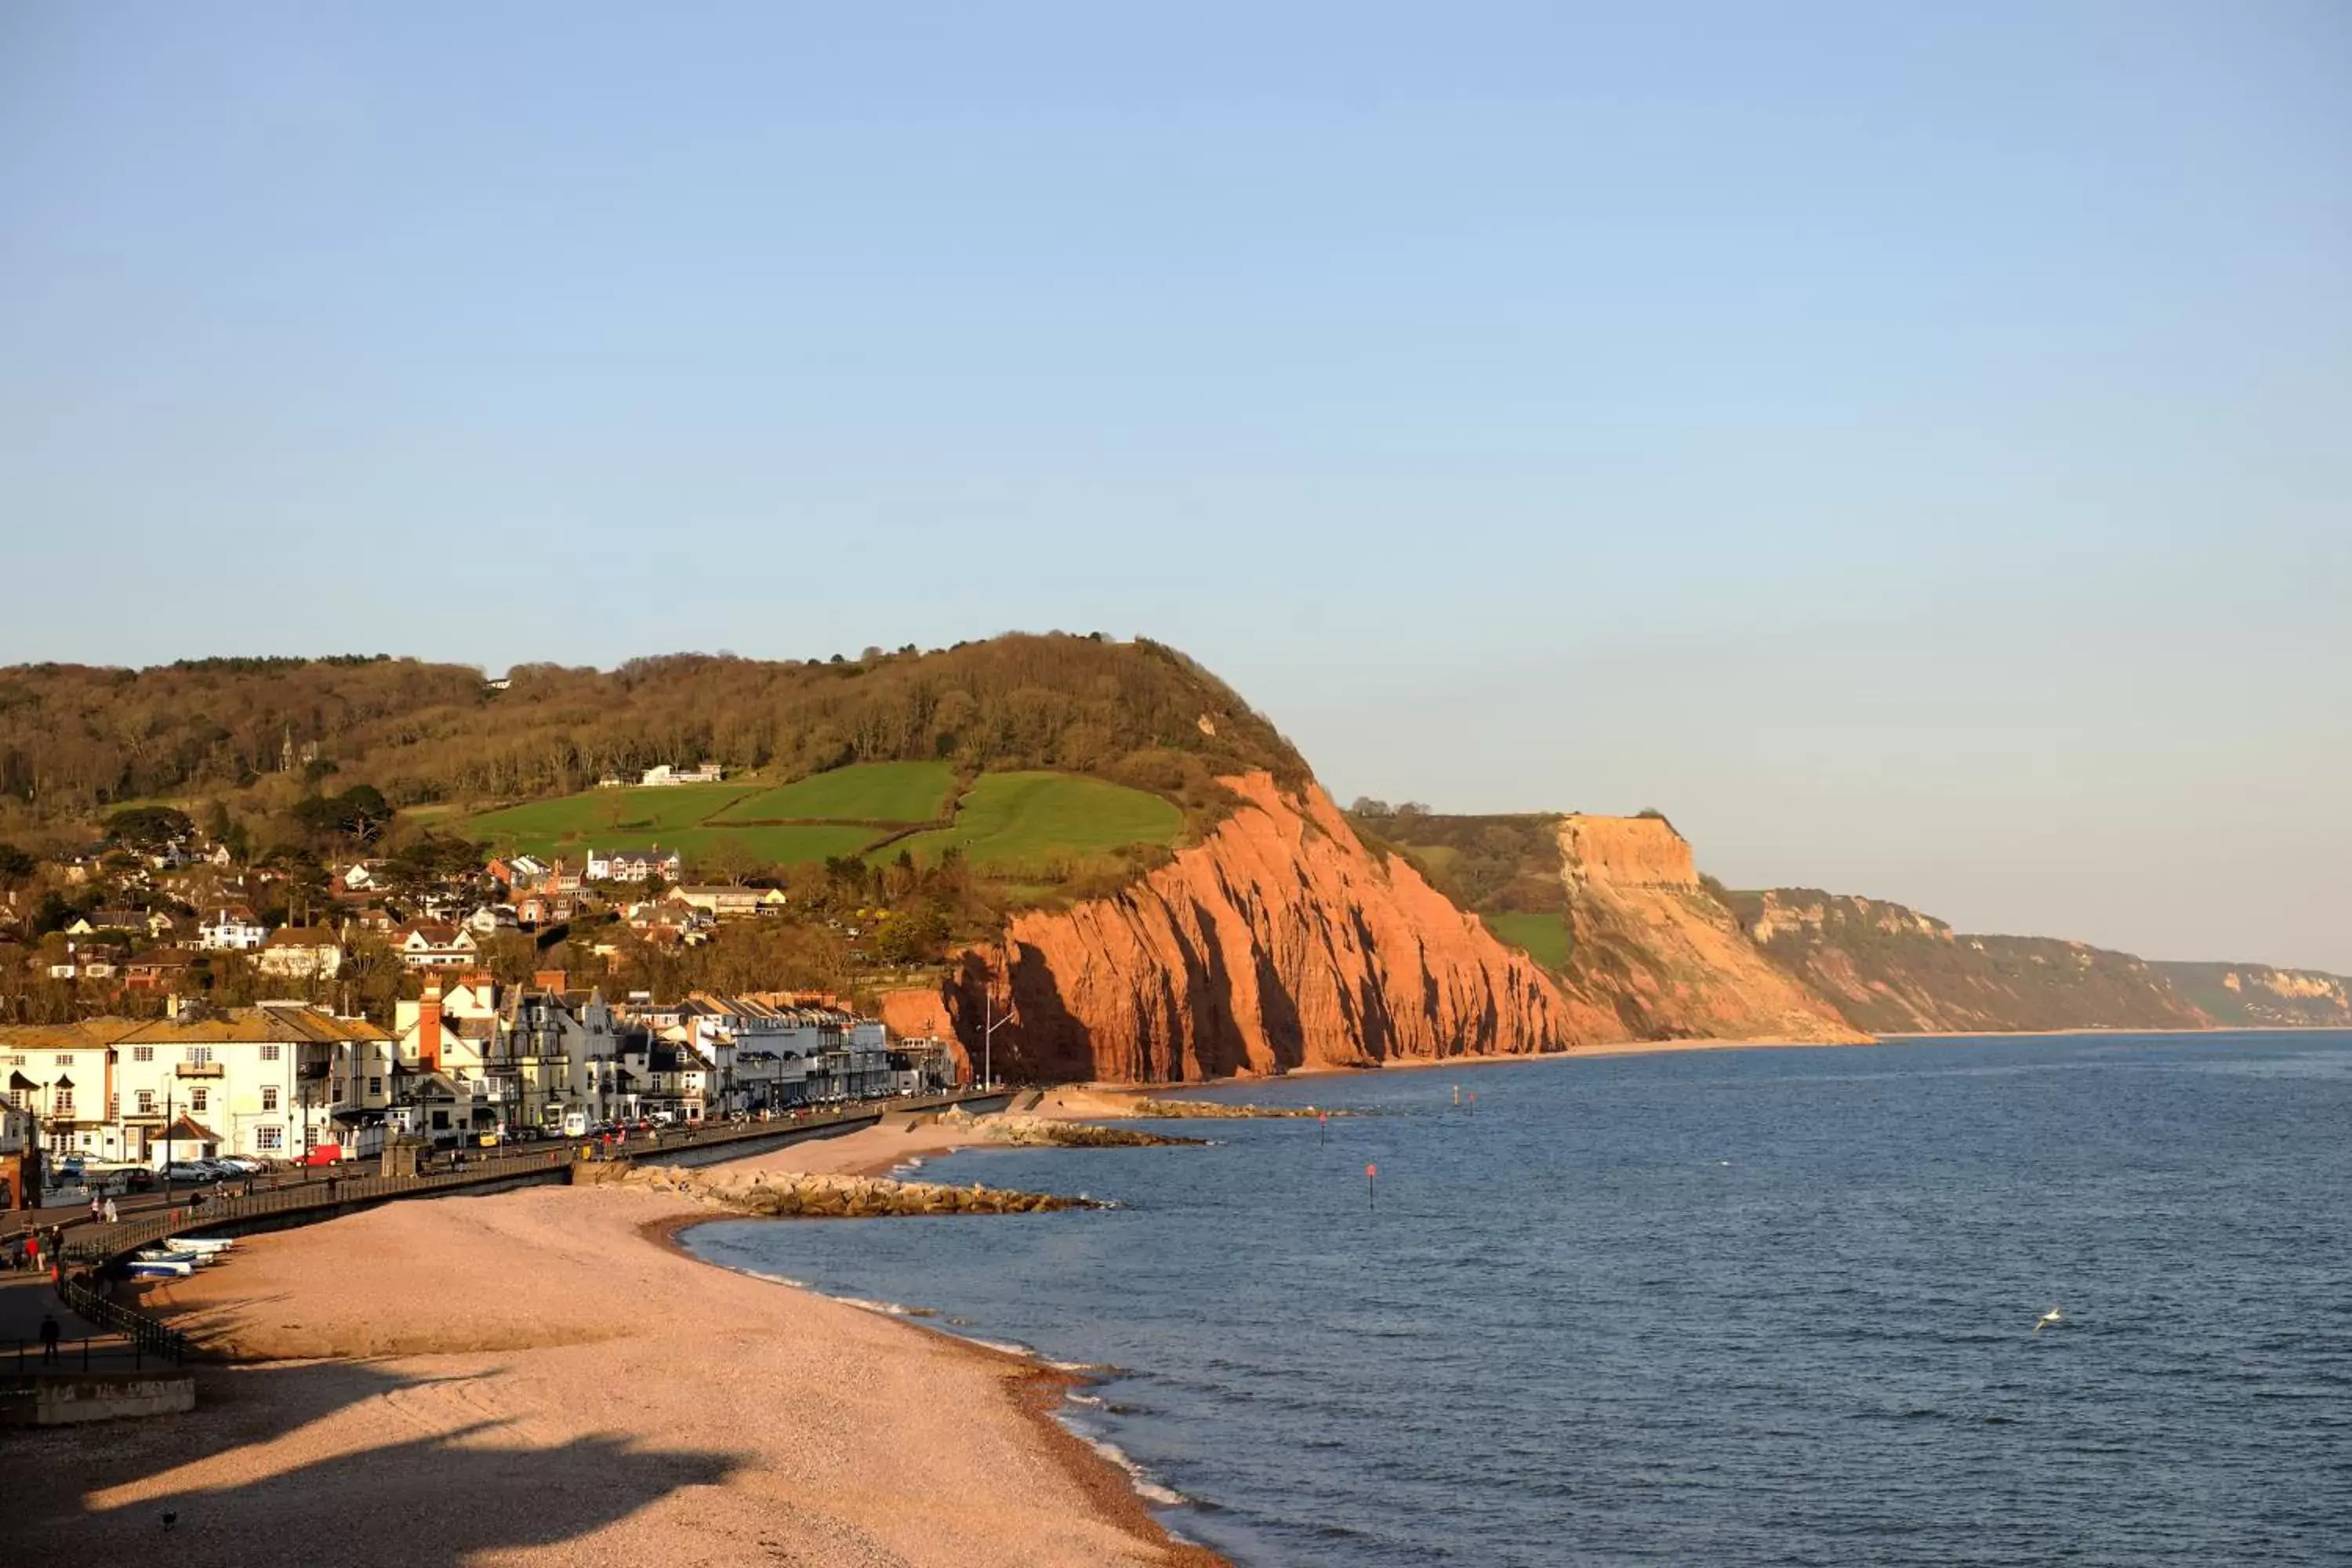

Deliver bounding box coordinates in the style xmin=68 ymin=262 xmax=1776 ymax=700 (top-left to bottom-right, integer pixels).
xmin=38 ymin=1309 xmax=61 ymax=1363
xmin=102 ymin=1196 xmax=118 ymax=1225
xmin=89 ymin=1193 xmax=103 ymax=1224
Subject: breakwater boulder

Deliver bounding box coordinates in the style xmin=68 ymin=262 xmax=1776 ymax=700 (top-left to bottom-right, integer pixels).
xmin=624 ymin=1164 xmax=1104 ymax=1218
xmin=984 ymin=1115 xmax=1208 ymax=1149
xmin=1131 ymin=1098 xmax=1339 ymax=1120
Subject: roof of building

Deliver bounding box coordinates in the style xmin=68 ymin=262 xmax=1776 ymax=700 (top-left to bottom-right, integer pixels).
xmin=111 ymin=1005 xmax=391 ymax=1045
xmin=0 ymin=1019 xmax=147 ymax=1050
xmin=262 ymin=928 xmax=343 ymax=949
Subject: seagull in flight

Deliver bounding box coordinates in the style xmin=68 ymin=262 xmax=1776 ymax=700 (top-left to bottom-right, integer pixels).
xmin=2034 ymin=1307 xmax=2064 ymax=1334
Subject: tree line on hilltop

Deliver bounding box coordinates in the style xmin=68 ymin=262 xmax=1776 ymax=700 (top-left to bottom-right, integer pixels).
xmin=0 ymin=633 xmax=1309 ymax=833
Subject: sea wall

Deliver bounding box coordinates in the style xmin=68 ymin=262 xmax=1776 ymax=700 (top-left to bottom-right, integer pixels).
xmin=0 ymin=1371 xmax=197 ymax=1426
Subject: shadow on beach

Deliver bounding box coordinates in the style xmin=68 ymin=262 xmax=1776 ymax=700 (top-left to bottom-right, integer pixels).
xmin=1 ymin=1356 xmax=742 ymax=1564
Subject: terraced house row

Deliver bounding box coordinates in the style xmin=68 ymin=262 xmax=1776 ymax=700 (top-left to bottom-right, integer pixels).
xmin=1 ymin=981 xmax=960 ymax=1175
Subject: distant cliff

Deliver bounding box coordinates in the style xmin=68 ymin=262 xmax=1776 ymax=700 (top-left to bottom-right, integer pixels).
xmin=1555 ymin=817 xmax=1869 ymax=1044
xmin=1730 ymin=889 xmax=2213 ymax=1034
xmin=900 ymin=775 xmax=1618 ymax=1083
xmin=2150 ymin=961 xmax=2352 ymax=1028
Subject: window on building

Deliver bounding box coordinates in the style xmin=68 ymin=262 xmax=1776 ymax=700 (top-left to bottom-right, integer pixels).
xmin=256 ymin=1126 xmax=283 ymax=1151
xmin=260 ymin=1044 xmax=282 ymax=1062
xmin=54 ymin=1089 xmax=74 ymax=1115
xmin=186 ymin=1046 xmax=212 ymax=1065
xmin=136 ymin=1090 xmax=155 ymax=1114
xmin=190 ymin=1089 xmax=208 ymax=1112
xmin=368 ymin=1076 xmax=383 ymax=1095
xmin=55 ymin=1054 xmax=73 ymax=1066
xmin=133 ymin=1046 xmax=154 ymax=1062
xmin=262 ymin=1086 xmax=279 ymax=1111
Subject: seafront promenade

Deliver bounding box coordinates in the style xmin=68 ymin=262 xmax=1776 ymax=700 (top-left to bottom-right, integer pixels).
xmin=5 ymin=1088 xmax=1011 ymax=1373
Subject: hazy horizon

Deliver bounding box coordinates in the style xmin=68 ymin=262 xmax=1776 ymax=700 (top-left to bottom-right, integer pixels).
xmin=3 ymin=4 xmax=2346 ymax=971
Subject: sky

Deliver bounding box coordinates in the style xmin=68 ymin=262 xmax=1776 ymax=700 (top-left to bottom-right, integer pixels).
xmin=2 ymin=3 xmax=2347 ymax=970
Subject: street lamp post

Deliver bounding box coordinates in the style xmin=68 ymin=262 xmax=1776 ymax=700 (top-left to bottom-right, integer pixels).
xmin=980 ymin=989 xmax=1017 ymax=1092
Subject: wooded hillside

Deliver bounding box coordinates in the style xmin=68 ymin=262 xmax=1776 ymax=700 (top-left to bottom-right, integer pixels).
xmin=0 ymin=634 xmax=1307 ymax=827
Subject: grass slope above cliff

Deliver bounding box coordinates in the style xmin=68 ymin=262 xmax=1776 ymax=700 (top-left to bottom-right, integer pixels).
xmin=1730 ymin=888 xmax=2213 ymax=1034
xmin=460 ymin=761 xmax=1187 ymax=893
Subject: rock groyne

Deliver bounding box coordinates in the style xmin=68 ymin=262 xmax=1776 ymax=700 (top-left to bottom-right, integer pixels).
xmin=626 ymin=1164 xmax=1105 ymax=1218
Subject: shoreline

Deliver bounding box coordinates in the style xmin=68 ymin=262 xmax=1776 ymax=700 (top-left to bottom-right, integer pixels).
xmin=9 ymin=1176 xmax=1225 ymax=1567
xmin=644 ymin=1208 xmax=1226 ymax=1568
xmin=1081 ymin=1021 xmax=2352 ymax=1096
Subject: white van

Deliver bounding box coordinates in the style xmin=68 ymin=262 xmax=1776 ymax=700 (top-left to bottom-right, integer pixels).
xmin=561 ymin=1110 xmax=590 ymax=1138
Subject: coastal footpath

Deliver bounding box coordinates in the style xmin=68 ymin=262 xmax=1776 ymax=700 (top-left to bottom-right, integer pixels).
xmin=2 ymin=1107 xmax=1225 ymax=1568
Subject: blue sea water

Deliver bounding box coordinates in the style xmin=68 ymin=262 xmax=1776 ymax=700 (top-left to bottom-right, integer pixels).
xmin=685 ymin=1033 xmax=2352 ymax=1566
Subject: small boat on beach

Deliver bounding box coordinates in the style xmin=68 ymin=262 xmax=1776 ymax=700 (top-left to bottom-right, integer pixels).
xmin=136 ymin=1247 xmax=213 ymax=1269
xmin=165 ymin=1236 xmax=235 ymax=1256
xmin=125 ymin=1258 xmax=194 ymax=1279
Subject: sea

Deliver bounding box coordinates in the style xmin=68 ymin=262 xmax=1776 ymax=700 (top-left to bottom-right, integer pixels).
xmin=683 ymin=1031 xmax=2352 ymax=1566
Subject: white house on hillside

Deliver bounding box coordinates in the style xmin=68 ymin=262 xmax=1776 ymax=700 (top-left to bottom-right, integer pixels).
xmin=639 ymin=763 xmax=724 ymax=787
xmin=199 ymin=906 xmax=269 ymax=951
xmin=586 ymin=846 xmax=684 ymax=884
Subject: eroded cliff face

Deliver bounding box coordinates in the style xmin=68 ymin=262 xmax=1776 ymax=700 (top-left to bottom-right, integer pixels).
xmin=902 ymin=775 xmax=1619 ymax=1083
xmin=2148 ymin=961 xmax=2351 ymax=1029
xmin=1735 ymin=888 xmax=2215 ymax=1035
xmin=1560 ymin=813 xmax=1696 ymax=887
xmin=1557 ymin=817 xmax=1871 ymax=1045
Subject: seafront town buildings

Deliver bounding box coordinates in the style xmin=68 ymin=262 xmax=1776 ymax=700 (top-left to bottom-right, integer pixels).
xmin=0 ymin=982 xmax=954 ymax=1186
xmin=0 ymin=1003 xmax=394 ymax=1165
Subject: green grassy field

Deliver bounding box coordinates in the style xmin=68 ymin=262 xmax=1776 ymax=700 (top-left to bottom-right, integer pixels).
xmin=463 ymin=782 xmax=756 ymax=856
xmin=624 ymin=823 xmax=884 ymax=866
xmin=887 ymin=771 xmax=1184 ymax=871
xmin=710 ymin=760 xmax=956 ymax=824
xmin=1482 ymin=912 xmax=1570 ymax=972
xmin=456 ymin=764 xmax=1184 ymax=879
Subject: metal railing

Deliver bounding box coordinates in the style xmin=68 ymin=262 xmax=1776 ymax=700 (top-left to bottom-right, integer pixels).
xmin=55 ymin=1274 xmax=188 ymax=1364
xmin=7 ymin=1330 xmax=166 ymax=1374
xmin=57 ymin=1145 xmax=578 ymax=1265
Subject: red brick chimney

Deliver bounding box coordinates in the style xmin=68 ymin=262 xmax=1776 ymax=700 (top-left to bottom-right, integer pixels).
xmin=418 ymin=976 xmax=443 ymax=1073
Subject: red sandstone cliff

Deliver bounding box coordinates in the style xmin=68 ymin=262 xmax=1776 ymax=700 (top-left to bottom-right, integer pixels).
xmin=896 ymin=775 xmax=1618 ymax=1083
xmin=1557 ymin=815 xmax=1870 ymax=1045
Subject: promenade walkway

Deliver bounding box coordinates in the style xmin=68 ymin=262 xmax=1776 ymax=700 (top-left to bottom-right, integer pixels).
xmin=2 ymin=1088 xmax=1009 ymax=1363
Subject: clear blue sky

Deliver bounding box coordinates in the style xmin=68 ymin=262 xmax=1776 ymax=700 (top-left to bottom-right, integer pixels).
xmin=3 ymin=2 xmax=2347 ymax=969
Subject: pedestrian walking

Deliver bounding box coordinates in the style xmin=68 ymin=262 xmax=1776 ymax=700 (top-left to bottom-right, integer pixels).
xmin=38 ymin=1310 xmax=61 ymax=1363
xmin=89 ymin=1193 xmax=103 ymax=1223
xmin=103 ymin=1196 xmax=118 ymax=1225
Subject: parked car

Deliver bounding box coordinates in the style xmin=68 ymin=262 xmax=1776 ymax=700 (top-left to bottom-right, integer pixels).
xmin=163 ymin=1161 xmax=220 ymax=1185
xmin=213 ymin=1156 xmax=267 ymax=1174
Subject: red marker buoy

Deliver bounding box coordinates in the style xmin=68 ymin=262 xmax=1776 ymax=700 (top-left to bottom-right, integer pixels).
xmin=1366 ymin=1162 xmax=1377 ymax=1209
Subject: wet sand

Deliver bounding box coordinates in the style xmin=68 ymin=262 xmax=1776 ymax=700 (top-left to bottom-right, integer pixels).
xmin=2 ymin=1180 xmax=1221 ymax=1567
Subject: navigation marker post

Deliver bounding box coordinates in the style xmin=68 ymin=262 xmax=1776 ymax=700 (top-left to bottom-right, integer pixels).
xmin=1366 ymin=1162 xmax=1377 ymax=1210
